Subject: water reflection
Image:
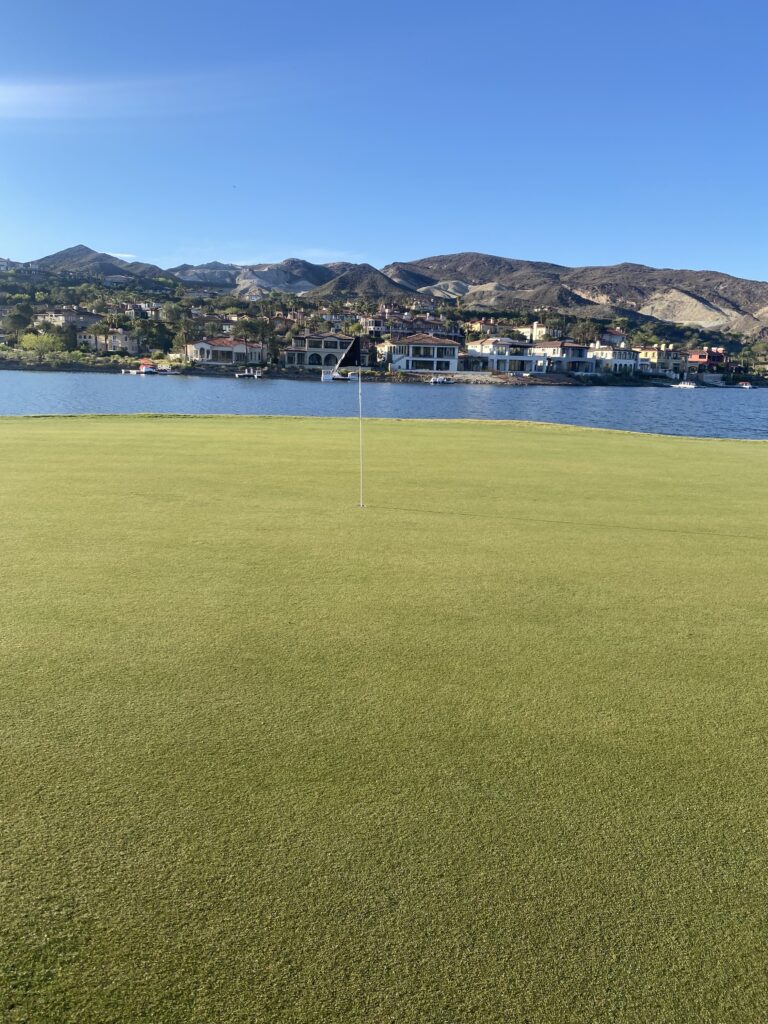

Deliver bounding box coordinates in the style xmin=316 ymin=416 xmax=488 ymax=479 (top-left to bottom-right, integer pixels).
xmin=0 ymin=371 xmax=765 ymax=439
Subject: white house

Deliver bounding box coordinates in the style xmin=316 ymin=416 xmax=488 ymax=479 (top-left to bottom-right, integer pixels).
xmin=600 ymin=327 xmax=629 ymax=346
xmin=529 ymin=339 xmax=594 ymax=374
xmin=465 ymin=337 xmax=546 ymax=374
xmin=186 ymin=337 xmax=266 ymax=364
xmin=77 ymin=328 xmax=139 ymax=355
xmin=378 ymin=333 xmax=460 ymax=373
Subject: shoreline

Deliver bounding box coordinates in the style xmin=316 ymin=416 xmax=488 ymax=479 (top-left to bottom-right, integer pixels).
xmin=0 ymin=362 xmax=748 ymax=388
xmin=3 ymin=411 xmax=765 ymax=443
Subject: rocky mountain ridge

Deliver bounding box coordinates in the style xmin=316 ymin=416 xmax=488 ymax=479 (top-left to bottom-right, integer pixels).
xmin=12 ymin=245 xmax=768 ymax=336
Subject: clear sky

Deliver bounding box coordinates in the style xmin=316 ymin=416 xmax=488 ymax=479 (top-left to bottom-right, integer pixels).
xmin=1 ymin=0 xmax=766 ymax=278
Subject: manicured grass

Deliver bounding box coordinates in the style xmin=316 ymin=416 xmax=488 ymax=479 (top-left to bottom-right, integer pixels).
xmin=2 ymin=415 xmax=768 ymax=1023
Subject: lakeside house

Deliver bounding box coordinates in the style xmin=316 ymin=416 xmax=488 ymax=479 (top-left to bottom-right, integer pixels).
xmin=281 ymin=333 xmax=372 ymax=368
xmin=378 ymin=333 xmax=460 ymax=373
xmin=77 ymin=327 xmax=139 ymax=355
xmin=687 ymin=346 xmax=727 ymax=370
xmin=186 ymin=337 xmax=267 ymax=364
xmin=529 ymin=339 xmax=594 ymax=374
xmin=636 ymin=343 xmax=687 ymax=378
xmin=464 ymin=337 xmax=547 ymax=374
xmin=586 ymin=341 xmax=638 ymax=374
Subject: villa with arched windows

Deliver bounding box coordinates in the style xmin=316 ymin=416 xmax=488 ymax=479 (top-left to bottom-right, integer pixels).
xmin=282 ymin=333 xmax=370 ymax=368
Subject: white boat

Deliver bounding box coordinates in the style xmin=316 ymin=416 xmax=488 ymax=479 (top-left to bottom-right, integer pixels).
xmin=429 ymin=376 xmax=453 ymax=385
xmin=235 ymin=367 xmax=262 ymax=379
xmin=738 ymin=381 xmax=753 ymax=389
xmin=671 ymin=381 xmax=696 ymax=389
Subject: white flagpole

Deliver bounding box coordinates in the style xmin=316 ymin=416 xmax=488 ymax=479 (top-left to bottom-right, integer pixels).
xmin=358 ymin=367 xmax=365 ymax=508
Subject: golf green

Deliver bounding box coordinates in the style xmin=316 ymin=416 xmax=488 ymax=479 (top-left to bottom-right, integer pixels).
xmin=2 ymin=415 xmax=767 ymax=1023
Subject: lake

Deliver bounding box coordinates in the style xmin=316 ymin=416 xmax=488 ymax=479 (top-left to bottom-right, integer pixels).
xmin=0 ymin=370 xmax=766 ymax=439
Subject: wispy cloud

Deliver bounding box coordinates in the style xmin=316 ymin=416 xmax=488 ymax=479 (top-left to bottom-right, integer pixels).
xmin=108 ymin=252 xmax=137 ymax=261
xmin=0 ymin=74 xmax=237 ymax=119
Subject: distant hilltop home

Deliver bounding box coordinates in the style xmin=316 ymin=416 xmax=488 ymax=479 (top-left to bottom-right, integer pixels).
xmin=378 ymin=333 xmax=460 ymax=373
xmin=281 ymin=333 xmax=373 ymax=368
xmin=599 ymin=327 xmax=629 ymax=345
xmin=34 ymin=308 xmax=100 ymax=329
xmin=77 ymin=327 xmax=138 ymax=355
xmin=320 ymin=310 xmax=359 ymax=326
xmin=509 ymin=320 xmax=561 ymax=343
xmin=186 ymin=337 xmax=267 ymax=364
xmin=359 ymin=312 xmax=460 ymax=340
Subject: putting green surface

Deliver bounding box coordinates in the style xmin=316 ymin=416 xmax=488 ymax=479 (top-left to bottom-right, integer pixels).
xmin=2 ymin=415 xmax=768 ymax=1023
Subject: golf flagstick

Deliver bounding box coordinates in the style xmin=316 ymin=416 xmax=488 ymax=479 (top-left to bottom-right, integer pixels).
xmin=334 ymin=334 xmax=366 ymax=508
xmin=358 ymin=367 xmax=365 ymax=508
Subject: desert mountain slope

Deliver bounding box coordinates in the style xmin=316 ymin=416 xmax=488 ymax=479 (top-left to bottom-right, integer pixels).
xmin=15 ymin=245 xmax=768 ymax=335
xmin=33 ymin=245 xmax=170 ymax=280
xmin=308 ymin=264 xmax=415 ymax=300
xmin=383 ymin=253 xmax=768 ymax=333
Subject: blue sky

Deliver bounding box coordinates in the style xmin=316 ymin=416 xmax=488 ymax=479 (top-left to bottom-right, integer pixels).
xmin=1 ymin=0 xmax=766 ymax=278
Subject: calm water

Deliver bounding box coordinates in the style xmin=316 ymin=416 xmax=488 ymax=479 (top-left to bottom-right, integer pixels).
xmin=0 ymin=370 xmax=766 ymax=439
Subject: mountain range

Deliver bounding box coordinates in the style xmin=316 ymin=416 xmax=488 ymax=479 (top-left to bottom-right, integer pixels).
xmin=6 ymin=244 xmax=768 ymax=336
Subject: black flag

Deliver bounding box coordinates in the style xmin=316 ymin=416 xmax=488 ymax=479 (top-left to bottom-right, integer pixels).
xmin=335 ymin=336 xmax=362 ymax=371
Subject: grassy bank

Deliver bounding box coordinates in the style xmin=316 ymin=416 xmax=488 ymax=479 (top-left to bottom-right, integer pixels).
xmin=2 ymin=416 xmax=767 ymax=1023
